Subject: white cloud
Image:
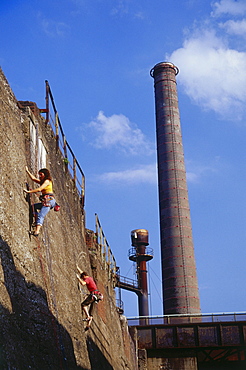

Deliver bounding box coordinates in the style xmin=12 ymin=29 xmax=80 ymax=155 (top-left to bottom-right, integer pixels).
xmin=97 ymin=164 xmax=157 ymax=185
xmin=110 ymin=0 xmax=146 ymax=20
xmin=110 ymin=0 xmax=130 ymax=16
xmin=168 ymin=29 xmax=246 ymax=119
xmin=38 ymin=14 xmax=70 ymax=37
xmin=211 ymin=0 xmax=246 ymax=17
xmin=220 ymin=19 xmax=246 ymax=37
xmin=166 ymin=1 xmax=246 ymax=121
xmin=87 ymin=111 xmax=154 ymax=155
xmin=134 ymin=12 xmax=145 ymax=20
xmin=97 ymin=159 xmax=218 ymax=186
xmin=186 ymin=159 xmax=219 ymax=184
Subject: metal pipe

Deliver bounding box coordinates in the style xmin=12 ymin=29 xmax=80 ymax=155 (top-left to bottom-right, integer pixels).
xmin=130 ymin=229 xmax=153 ymax=318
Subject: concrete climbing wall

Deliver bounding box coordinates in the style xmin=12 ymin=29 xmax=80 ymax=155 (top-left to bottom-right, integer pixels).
xmin=0 ymin=68 xmax=137 ymax=369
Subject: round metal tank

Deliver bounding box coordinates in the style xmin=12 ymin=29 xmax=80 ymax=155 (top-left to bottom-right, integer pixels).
xmin=131 ymin=229 xmax=149 ymax=246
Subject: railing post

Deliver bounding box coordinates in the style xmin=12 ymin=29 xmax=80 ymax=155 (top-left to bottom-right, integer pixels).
xmin=81 ymin=175 xmax=85 ymax=208
xmin=73 ymin=156 xmax=76 ymax=189
xmin=103 ymin=236 xmax=106 ymax=269
xmin=45 ymin=80 xmax=49 ymax=124
xmin=95 ymin=214 xmax=101 ymax=258
xmin=55 ymin=112 xmax=59 ymax=152
xmin=63 ymin=135 xmax=68 ymax=172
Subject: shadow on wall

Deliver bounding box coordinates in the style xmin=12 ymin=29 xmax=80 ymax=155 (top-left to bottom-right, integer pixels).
xmin=0 ymin=236 xmax=86 ymax=370
xmin=23 ymin=185 xmax=34 ymax=232
xmin=86 ymin=338 xmax=114 ymax=370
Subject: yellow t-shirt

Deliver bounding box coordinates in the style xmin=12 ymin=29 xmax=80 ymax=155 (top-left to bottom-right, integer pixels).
xmin=41 ymin=180 xmax=53 ymax=195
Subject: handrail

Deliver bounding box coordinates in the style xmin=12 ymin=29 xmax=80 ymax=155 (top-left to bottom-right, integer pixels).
xmin=117 ymin=274 xmax=139 ymax=289
xmin=43 ymin=80 xmax=85 ymax=205
xmin=95 ymin=214 xmax=117 ymax=281
xmin=116 ymin=299 xmax=124 ymax=312
xmin=127 ymin=312 xmax=246 ymax=326
xmin=128 ymin=247 xmax=154 ymax=256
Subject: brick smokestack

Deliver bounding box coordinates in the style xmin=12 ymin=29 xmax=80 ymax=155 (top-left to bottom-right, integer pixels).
xmin=150 ymin=62 xmax=200 ymax=315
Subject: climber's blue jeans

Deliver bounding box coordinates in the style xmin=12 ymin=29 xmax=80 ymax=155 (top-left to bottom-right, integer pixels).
xmin=34 ymin=198 xmax=56 ymax=226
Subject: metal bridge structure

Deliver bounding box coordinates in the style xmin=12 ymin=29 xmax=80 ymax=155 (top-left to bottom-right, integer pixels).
xmin=127 ymin=312 xmax=246 ymax=369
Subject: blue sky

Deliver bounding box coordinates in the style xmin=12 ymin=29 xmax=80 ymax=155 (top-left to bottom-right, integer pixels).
xmin=1 ymin=0 xmax=246 ymax=317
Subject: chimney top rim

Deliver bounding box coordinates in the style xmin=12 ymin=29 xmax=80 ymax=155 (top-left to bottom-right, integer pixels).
xmin=150 ymin=62 xmax=179 ymax=77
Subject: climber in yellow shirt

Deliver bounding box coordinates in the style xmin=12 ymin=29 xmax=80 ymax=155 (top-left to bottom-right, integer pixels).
xmin=24 ymin=167 xmax=57 ymax=237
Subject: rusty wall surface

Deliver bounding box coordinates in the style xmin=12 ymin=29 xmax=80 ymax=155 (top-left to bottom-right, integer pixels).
xmin=0 ymin=68 xmax=137 ymax=370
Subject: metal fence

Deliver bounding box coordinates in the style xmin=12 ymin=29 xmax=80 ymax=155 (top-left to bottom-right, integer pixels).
xmin=42 ymin=80 xmax=85 ymax=206
xmin=117 ymin=274 xmax=139 ymax=289
xmin=95 ymin=214 xmax=117 ymax=282
xmin=127 ymin=312 xmax=246 ymax=326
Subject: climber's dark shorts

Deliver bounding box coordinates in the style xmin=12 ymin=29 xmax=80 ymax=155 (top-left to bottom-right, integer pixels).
xmin=81 ymin=291 xmax=103 ymax=307
xmin=81 ymin=294 xmax=95 ymax=307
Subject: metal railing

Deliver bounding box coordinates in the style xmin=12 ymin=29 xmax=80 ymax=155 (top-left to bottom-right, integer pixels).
xmin=128 ymin=247 xmax=153 ymax=261
xmin=127 ymin=311 xmax=246 ymax=326
xmin=116 ymin=299 xmax=124 ymax=313
xmin=42 ymin=80 xmax=85 ymax=205
xmin=95 ymin=214 xmax=117 ymax=282
xmin=117 ymin=275 xmax=139 ymax=290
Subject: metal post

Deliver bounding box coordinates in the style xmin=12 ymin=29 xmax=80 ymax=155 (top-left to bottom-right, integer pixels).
xmin=45 ymin=80 xmax=49 ymax=124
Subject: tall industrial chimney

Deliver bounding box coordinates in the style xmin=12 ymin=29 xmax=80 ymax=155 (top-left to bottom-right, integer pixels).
xmin=150 ymin=62 xmax=200 ymax=315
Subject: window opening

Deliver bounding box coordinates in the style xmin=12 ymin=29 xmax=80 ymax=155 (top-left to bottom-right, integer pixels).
xmin=29 ymin=119 xmax=38 ymax=173
xmin=38 ymin=137 xmax=47 ymax=169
